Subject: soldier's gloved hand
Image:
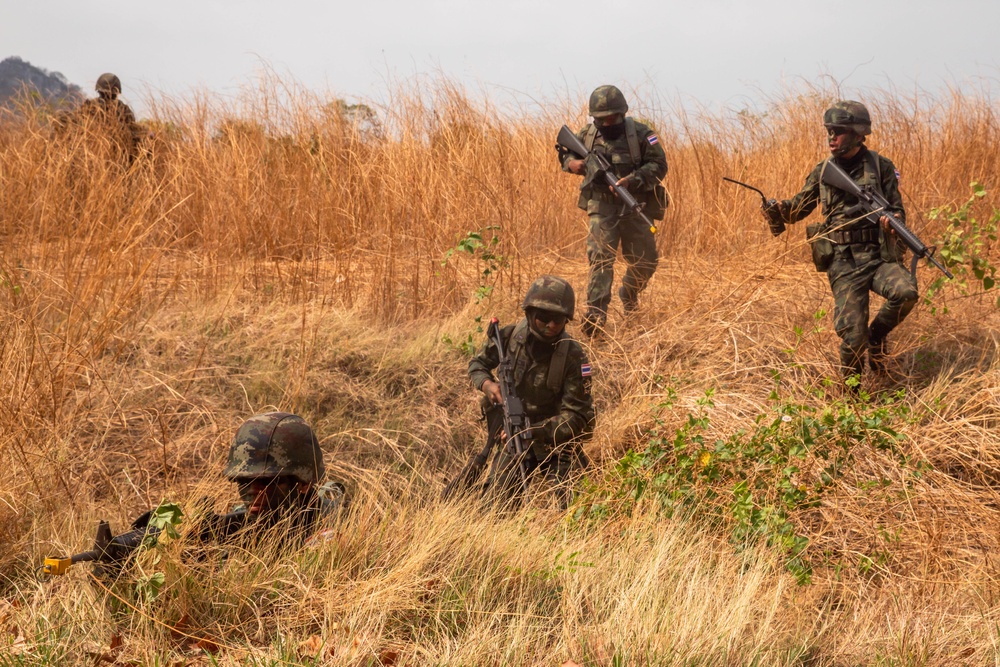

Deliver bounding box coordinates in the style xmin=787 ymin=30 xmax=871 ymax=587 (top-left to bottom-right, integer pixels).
xmin=761 ymin=199 xmax=788 ymax=236
xmin=481 ymin=380 xmax=503 ymax=406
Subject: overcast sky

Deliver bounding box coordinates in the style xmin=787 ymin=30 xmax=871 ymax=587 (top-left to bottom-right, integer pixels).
xmin=4 ymin=0 xmax=999 ymax=117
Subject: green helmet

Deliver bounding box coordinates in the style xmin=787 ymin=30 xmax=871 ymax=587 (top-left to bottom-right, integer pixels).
xmin=223 ymin=412 xmax=325 ymax=485
xmin=589 ymin=85 xmax=628 ymax=118
xmin=522 ymin=275 xmax=575 ymax=319
xmin=95 ymin=73 xmax=122 ymax=96
xmin=823 ymin=100 xmax=871 ymax=137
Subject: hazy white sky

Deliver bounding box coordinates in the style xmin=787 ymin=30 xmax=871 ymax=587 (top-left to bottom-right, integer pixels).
xmin=3 ymin=0 xmax=999 ymax=116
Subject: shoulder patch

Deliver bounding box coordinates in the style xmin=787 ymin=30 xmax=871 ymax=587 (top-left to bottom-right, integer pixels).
xmin=646 ymin=134 xmax=659 ymax=146
xmin=581 ymin=363 xmax=592 ymax=377
xmin=894 ymin=168 xmax=901 ymax=181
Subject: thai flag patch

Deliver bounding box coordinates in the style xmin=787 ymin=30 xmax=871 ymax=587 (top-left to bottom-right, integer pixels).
xmin=581 ymin=363 xmax=592 ymax=377
xmin=894 ymin=168 xmax=901 ymax=181
xmin=647 ymin=134 xmax=659 ymax=146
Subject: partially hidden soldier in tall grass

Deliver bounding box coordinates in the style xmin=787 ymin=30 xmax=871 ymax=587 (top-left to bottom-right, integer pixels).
xmin=465 ymin=276 xmax=595 ymax=509
xmin=762 ymin=101 xmax=919 ymax=386
xmin=43 ymin=412 xmax=346 ymax=578
xmin=560 ymin=85 xmax=668 ymax=336
xmin=54 ymin=73 xmax=145 ymax=167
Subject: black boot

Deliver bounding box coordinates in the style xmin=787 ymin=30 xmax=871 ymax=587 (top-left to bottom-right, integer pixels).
xmin=868 ymin=321 xmax=892 ymax=373
xmin=618 ymin=286 xmax=638 ymax=315
xmin=581 ymin=311 xmax=605 ymax=338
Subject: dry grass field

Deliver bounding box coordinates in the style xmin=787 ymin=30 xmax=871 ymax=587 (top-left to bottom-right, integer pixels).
xmin=2 ymin=78 xmax=1000 ymax=665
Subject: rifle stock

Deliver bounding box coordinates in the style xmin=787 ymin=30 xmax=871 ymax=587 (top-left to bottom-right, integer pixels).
xmin=556 ymin=124 xmax=657 ymax=233
xmin=820 ymin=160 xmax=953 ymax=279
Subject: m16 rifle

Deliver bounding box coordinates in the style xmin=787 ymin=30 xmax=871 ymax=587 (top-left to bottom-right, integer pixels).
xmin=722 ymin=177 xmax=786 ymax=237
xmin=486 ymin=317 xmax=532 ymax=494
xmin=42 ymin=504 xmax=248 ymax=577
xmin=820 ymin=160 xmax=953 ymax=279
xmin=442 ymin=318 xmax=532 ymax=500
xmin=42 ymin=512 xmax=161 ymax=577
xmin=556 ymin=125 xmax=658 ymax=234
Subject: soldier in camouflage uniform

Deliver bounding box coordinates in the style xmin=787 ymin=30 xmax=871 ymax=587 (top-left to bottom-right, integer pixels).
xmin=468 ymin=276 xmax=595 ymax=509
xmin=763 ymin=101 xmax=919 ymax=382
xmin=44 ymin=412 xmax=346 ymax=577
xmin=65 ymin=73 xmax=144 ymax=166
xmin=561 ymin=85 xmax=669 ymax=335
xmin=219 ymin=411 xmax=345 ymax=536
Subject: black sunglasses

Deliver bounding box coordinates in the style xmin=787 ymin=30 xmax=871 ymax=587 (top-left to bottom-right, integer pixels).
xmin=533 ymin=311 xmax=568 ymax=325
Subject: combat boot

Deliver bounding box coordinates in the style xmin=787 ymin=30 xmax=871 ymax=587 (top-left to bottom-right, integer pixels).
xmin=868 ymin=321 xmax=892 ymax=373
xmin=868 ymin=336 xmax=888 ymax=373
xmin=581 ymin=312 xmax=604 ymax=338
xmin=618 ymin=286 xmax=638 ymax=316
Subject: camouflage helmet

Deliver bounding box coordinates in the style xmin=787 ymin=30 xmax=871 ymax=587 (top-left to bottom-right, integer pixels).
xmin=823 ymin=100 xmax=871 ymax=137
xmin=223 ymin=412 xmax=325 ymax=485
xmin=522 ymin=275 xmax=575 ymax=319
xmin=589 ymin=85 xmax=628 ymax=118
xmin=95 ymin=73 xmax=122 ymax=96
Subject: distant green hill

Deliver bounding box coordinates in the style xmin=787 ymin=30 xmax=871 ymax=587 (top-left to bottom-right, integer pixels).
xmin=0 ymin=56 xmax=83 ymax=107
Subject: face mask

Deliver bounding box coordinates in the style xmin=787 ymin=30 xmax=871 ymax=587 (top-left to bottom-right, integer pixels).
xmin=596 ymin=121 xmax=626 ymax=141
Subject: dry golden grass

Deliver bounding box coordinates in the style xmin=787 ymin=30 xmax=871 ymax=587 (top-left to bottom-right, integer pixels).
xmin=1 ymin=77 xmax=1000 ymax=665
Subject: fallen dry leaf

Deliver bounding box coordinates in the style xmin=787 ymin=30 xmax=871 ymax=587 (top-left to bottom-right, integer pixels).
xmin=297 ymin=635 xmax=325 ymax=658
xmin=170 ymin=614 xmax=192 ymax=641
xmin=10 ymin=634 xmax=32 ymax=656
xmin=379 ymin=648 xmax=400 ymax=666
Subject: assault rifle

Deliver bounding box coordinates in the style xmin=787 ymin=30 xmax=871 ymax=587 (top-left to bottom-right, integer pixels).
xmin=722 ymin=177 xmax=786 ymax=237
xmin=42 ymin=512 xmax=160 ymax=576
xmin=487 ymin=317 xmax=532 ymax=493
xmin=442 ymin=318 xmax=532 ymax=500
xmin=42 ymin=506 xmax=248 ymax=577
xmin=821 ymin=160 xmax=953 ymax=279
xmin=556 ymin=125 xmax=657 ymax=234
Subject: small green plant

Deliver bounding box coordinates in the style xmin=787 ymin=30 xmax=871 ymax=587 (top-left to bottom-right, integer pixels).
xmin=925 ymin=182 xmax=999 ymax=314
xmin=441 ymin=226 xmax=508 ymax=356
xmin=581 ymin=384 xmax=917 ymax=585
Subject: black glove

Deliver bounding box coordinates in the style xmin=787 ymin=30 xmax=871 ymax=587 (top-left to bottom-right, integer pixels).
xmin=762 ymin=199 xmax=787 ymax=236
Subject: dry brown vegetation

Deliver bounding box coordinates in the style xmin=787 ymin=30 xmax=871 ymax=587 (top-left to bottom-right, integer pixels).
xmin=1 ymin=77 xmax=1000 ymax=665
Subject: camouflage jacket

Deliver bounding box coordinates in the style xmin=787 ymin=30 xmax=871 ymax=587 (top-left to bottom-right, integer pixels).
xmin=468 ymin=320 xmax=595 ymax=446
xmin=75 ymin=97 xmax=144 ymax=159
xmin=780 ymin=147 xmax=904 ymax=230
xmin=560 ymin=118 xmax=668 ymax=209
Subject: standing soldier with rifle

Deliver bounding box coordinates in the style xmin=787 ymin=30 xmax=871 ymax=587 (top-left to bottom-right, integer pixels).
xmin=761 ymin=100 xmax=922 ymax=384
xmin=454 ymin=276 xmax=595 ymax=509
xmin=558 ymin=85 xmax=669 ymax=336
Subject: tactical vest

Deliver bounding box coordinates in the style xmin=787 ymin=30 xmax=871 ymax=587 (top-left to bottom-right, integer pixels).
xmin=818 ymin=150 xmax=885 ymax=228
xmin=507 ymin=319 xmax=572 ymax=394
xmin=577 ymin=118 xmax=643 ymax=207
xmin=583 ymin=117 xmax=642 ymax=165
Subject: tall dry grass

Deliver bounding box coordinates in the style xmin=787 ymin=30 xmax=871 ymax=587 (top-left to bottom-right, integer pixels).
xmin=1 ymin=77 xmax=1000 ymax=664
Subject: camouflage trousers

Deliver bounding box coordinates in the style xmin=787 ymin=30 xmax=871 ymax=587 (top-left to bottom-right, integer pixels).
xmin=486 ymin=437 xmax=579 ymax=510
xmin=827 ymin=243 xmax=918 ymax=376
xmin=586 ymin=207 xmax=658 ymax=318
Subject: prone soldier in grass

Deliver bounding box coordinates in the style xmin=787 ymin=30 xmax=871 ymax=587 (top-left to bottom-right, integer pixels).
xmin=465 ymin=276 xmax=595 ymax=509
xmin=762 ymin=100 xmax=919 ymax=384
xmin=44 ymin=412 xmax=346 ymax=577
xmin=559 ymin=85 xmax=669 ymax=336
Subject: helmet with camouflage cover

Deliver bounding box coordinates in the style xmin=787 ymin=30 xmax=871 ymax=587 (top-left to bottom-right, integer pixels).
xmin=823 ymin=100 xmax=871 ymax=137
xmin=589 ymin=85 xmax=628 ymax=118
xmin=223 ymin=412 xmax=325 ymax=485
xmin=95 ymin=73 xmax=122 ymax=96
xmin=522 ymin=275 xmax=575 ymax=319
